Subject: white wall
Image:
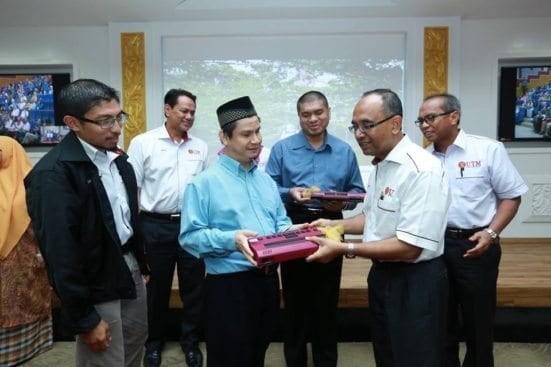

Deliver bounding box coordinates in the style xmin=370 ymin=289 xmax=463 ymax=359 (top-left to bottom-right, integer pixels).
xmin=0 ymin=26 xmax=109 ymax=81
xmin=459 ymin=17 xmax=551 ymax=139
xmin=1 ymin=16 xmax=549 ymax=237
xmin=458 ymin=17 xmax=551 ymax=237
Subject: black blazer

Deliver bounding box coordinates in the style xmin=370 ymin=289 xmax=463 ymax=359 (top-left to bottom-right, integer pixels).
xmin=25 ymin=131 xmax=149 ymax=334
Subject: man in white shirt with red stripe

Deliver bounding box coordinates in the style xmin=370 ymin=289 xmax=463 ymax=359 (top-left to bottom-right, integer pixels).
xmin=128 ymin=89 xmax=208 ymax=367
xmin=417 ymin=93 xmax=528 ymax=367
xmin=307 ymin=89 xmax=451 ymax=367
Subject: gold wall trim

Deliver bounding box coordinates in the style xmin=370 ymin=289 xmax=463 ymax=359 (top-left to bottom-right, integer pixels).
xmin=120 ymin=32 xmax=146 ymax=150
xmin=424 ymin=27 xmax=449 ymax=97
xmin=423 ymin=27 xmax=449 ymax=146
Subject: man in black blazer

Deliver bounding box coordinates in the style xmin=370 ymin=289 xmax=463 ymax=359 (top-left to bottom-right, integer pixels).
xmin=25 ymin=79 xmax=150 ymax=367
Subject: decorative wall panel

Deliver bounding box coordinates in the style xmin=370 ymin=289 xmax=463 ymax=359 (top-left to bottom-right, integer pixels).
xmin=423 ymin=27 xmax=448 ymax=147
xmin=120 ymin=32 xmax=146 ymax=150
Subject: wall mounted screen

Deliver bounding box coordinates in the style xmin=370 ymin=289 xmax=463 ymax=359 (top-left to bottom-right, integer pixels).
xmin=0 ymin=73 xmax=71 ymax=146
xmin=499 ymin=65 xmax=551 ymax=141
xmin=162 ymin=33 xmax=405 ymax=167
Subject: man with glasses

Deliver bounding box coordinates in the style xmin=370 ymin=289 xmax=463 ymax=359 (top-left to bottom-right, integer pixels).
xmin=307 ymin=89 xmax=450 ymax=367
xmin=417 ymin=93 xmax=528 ymax=367
xmin=266 ymin=90 xmax=364 ymax=367
xmin=25 ymin=79 xmax=150 ymax=367
xmin=127 ymin=89 xmax=208 ymax=367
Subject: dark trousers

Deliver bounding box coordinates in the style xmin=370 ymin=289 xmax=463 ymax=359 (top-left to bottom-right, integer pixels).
xmin=368 ymin=256 xmax=448 ymax=367
xmin=141 ymin=214 xmax=205 ymax=353
xmin=282 ymin=207 xmax=343 ymax=367
xmin=444 ymin=237 xmax=502 ymax=367
xmin=204 ymin=269 xmax=280 ymax=367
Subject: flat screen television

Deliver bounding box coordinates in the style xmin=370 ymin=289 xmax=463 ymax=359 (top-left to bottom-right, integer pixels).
xmin=0 ymin=73 xmax=71 ymax=146
xmin=498 ymin=65 xmax=551 ymax=141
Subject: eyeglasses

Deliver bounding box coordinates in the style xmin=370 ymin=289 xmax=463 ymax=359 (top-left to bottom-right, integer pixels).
xmin=348 ymin=114 xmax=397 ymax=134
xmin=74 ymin=111 xmax=129 ymax=129
xmin=414 ymin=110 xmax=455 ymax=127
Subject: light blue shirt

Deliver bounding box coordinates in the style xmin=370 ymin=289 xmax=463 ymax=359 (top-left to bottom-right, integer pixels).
xmin=265 ymin=131 xmax=365 ymax=206
xmin=179 ymin=154 xmax=292 ymax=274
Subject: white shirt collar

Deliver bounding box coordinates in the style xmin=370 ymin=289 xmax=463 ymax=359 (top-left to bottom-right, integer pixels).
xmin=77 ymin=137 xmax=120 ymax=164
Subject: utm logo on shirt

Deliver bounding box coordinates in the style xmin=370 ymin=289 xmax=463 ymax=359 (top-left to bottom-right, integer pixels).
xmin=188 ymin=149 xmax=200 ymax=155
xmin=379 ymin=186 xmax=395 ymax=200
xmin=461 ymin=160 xmax=481 ymax=168
xmin=457 ymin=160 xmax=481 ymax=177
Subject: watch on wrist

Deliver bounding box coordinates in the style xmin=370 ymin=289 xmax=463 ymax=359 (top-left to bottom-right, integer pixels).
xmin=485 ymin=228 xmax=498 ymax=240
xmin=345 ymin=242 xmax=356 ymax=259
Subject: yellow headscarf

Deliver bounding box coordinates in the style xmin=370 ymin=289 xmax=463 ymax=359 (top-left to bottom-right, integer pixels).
xmin=0 ymin=136 xmax=32 ymax=260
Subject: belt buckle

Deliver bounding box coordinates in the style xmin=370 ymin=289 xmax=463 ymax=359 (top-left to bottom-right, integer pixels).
xmin=306 ymin=207 xmax=324 ymax=214
xmin=446 ymin=228 xmax=461 ymax=239
xmin=170 ymin=214 xmax=181 ymax=220
xmin=453 ymin=229 xmax=464 ymax=239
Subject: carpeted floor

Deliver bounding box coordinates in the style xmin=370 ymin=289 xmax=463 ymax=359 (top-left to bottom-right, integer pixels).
xmin=22 ymin=341 xmax=551 ymax=366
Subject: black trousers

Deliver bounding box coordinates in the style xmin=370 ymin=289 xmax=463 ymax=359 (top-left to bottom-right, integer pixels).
xmin=204 ymin=269 xmax=280 ymax=367
xmin=444 ymin=237 xmax=501 ymax=367
xmin=282 ymin=206 xmax=343 ymax=367
xmin=140 ymin=214 xmax=205 ymax=353
xmin=368 ymin=256 xmax=448 ymax=367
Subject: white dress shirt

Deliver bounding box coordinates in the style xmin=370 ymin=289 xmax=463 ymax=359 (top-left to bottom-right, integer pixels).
xmin=428 ymin=129 xmax=528 ymax=229
xmin=363 ymin=135 xmax=450 ymax=262
xmin=127 ymin=125 xmax=208 ymax=214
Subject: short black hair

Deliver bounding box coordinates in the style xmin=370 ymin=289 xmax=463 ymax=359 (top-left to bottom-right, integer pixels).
xmin=361 ymin=88 xmax=403 ymax=117
xmin=424 ymin=93 xmax=462 ymax=114
xmin=164 ymin=89 xmax=197 ymax=107
xmin=296 ymin=90 xmax=329 ymax=114
xmin=58 ymin=79 xmax=119 ymax=118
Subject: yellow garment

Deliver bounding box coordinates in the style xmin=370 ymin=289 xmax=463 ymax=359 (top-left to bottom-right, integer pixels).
xmin=0 ymin=137 xmax=32 ymax=260
xmin=319 ymin=224 xmax=344 ymax=242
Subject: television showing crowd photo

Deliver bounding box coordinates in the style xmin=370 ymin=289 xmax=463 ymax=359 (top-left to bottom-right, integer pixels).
xmin=499 ymin=65 xmax=551 ymax=141
xmin=0 ymin=73 xmax=71 ymax=146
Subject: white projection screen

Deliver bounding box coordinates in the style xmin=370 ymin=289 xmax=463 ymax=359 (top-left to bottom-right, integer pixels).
xmin=162 ymin=33 xmax=405 ymax=168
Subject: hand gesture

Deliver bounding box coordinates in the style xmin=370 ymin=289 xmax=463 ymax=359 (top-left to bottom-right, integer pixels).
xmin=309 ymin=218 xmax=333 ymax=228
xmin=289 ymin=187 xmax=312 ymax=203
xmin=320 ymin=199 xmax=346 ymax=212
xmin=288 ymin=222 xmax=311 ymax=231
xmin=80 ymin=319 xmax=111 ymax=352
xmin=235 ymin=229 xmax=258 ymax=266
xmin=463 ymin=230 xmax=494 ymax=259
xmin=305 ymin=236 xmax=343 ymax=263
